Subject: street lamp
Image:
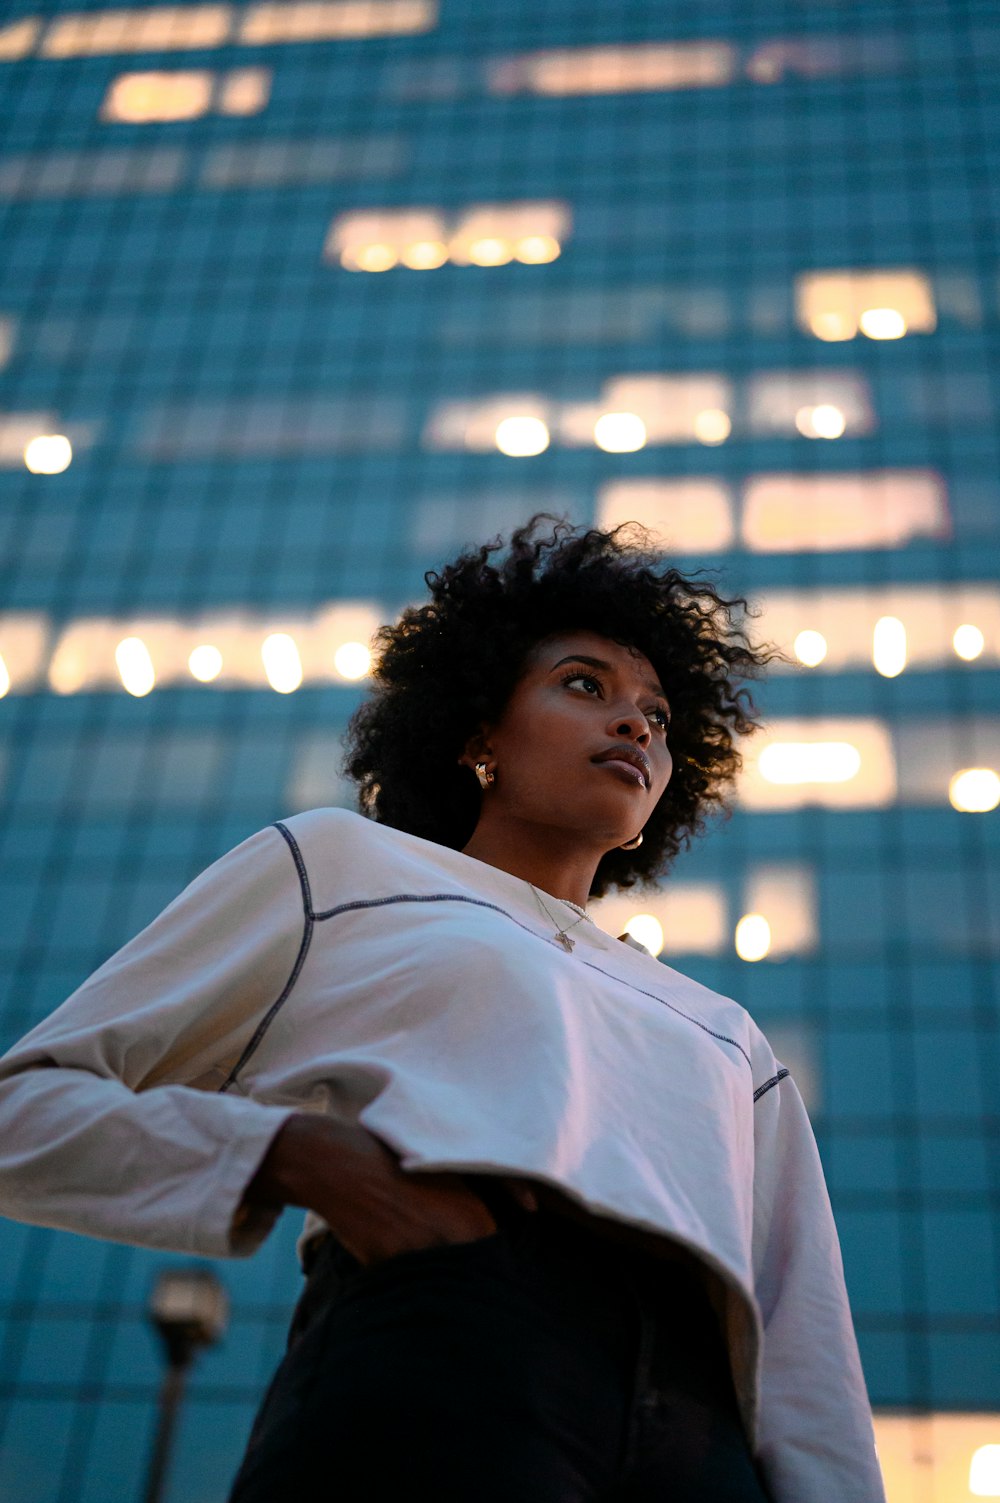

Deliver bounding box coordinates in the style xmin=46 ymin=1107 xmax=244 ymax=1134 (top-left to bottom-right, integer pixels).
xmin=143 ymin=1267 xmax=229 ymax=1503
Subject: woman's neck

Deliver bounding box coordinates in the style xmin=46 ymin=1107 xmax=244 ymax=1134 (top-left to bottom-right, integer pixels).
xmin=461 ymin=819 xmax=600 ymax=910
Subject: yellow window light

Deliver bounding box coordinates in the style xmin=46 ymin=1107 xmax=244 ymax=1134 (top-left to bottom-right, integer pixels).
xmin=100 ymin=70 xmax=214 ymax=123
xmin=216 ymin=67 xmax=271 ymax=116
xmin=115 ymin=636 xmax=155 ymax=697
xmin=735 ymin=913 xmax=771 ymax=962
xmin=693 ymin=407 xmax=731 ymax=444
xmin=333 ymin=641 xmax=371 ymax=680
xmin=949 ymin=768 xmax=1000 ymax=814
xmin=807 ymin=309 xmax=856 ymax=342
xmin=41 ymin=6 xmax=234 ymax=59
xmin=794 ymin=403 xmax=846 ymax=439
xmin=858 ymin=307 xmax=907 ymax=340
xmin=261 ymin=633 xmax=302 ymax=694
xmin=970 ymin=1443 xmax=1000 ymax=1494
xmin=495 ymin=416 xmax=550 ymax=456
xmin=759 ymin=741 xmax=862 ymax=785
xmin=0 ymin=652 xmax=9 ymax=698
xmin=351 ymin=243 xmax=398 ymax=272
xmin=593 ymin=412 xmax=647 ymax=453
xmin=514 ymin=234 xmax=561 ymax=264
xmin=873 ymin=615 xmax=907 ymax=677
xmin=238 ymin=0 xmax=437 ymax=45
xmin=953 ymin=623 xmax=985 ymax=661
xmin=795 ymin=269 xmax=936 ymax=341
xmin=24 ymin=434 xmax=72 ymax=474
xmin=623 ymin=914 xmax=664 ymax=956
xmin=400 ymin=239 xmax=448 ymax=269
xmin=793 ymin=629 xmax=828 ymax=667
xmin=466 ymin=237 xmax=513 ymax=266
xmin=188 ymin=644 xmax=223 ymax=682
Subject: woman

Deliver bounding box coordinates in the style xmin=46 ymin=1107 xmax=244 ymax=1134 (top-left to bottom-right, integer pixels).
xmin=0 ymin=518 xmax=885 ymax=1503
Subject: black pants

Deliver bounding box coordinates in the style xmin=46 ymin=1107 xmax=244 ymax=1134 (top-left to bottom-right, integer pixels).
xmin=228 ymin=1193 xmax=773 ymax=1502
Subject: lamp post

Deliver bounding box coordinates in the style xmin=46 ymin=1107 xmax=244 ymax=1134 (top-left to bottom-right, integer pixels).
xmin=143 ymin=1267 xmax=229 ymax=1503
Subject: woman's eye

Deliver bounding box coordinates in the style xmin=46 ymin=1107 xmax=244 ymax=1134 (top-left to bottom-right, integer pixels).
xmin=650 ymin=708 xmax=671 ymax=731
xmin=565 ymin=673 xmax=601 ymax=695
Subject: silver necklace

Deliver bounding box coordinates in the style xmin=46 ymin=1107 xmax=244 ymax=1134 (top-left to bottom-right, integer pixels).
xmin=529 ymin=884 xmax=590 ymax=952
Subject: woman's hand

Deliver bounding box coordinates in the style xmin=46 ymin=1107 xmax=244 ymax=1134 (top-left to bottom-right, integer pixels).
xmin=243 ymin=1113 xmax=499 ymax=1267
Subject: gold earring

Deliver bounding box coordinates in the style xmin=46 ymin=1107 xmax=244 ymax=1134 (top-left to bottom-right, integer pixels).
xmin=619 ymin=832 xmax=643 ymax=850
xmin=474 ymin=761 xmax=495 ymax=790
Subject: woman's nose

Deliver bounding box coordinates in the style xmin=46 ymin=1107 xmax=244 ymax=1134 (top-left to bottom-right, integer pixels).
xmin=611 ymin=708 xmax=651 ymax=742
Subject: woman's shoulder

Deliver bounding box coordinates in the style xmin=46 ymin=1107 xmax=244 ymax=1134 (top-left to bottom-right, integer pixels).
xmin=270 ymin=806 xmax=454 ymax=905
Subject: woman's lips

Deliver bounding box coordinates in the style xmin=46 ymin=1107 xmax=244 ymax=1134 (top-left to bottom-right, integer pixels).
xmin=594 ymin=758 xmax=647 ymax=788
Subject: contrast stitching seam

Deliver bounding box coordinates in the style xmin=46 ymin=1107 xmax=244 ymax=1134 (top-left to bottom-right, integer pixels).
xmin=313 ymin=891 xmax=752 ymax=1072
xmin=753 ymin=1068 xmax=790 ymax=1102
xmin=219 ymin=822 xmax=314 ymax=1092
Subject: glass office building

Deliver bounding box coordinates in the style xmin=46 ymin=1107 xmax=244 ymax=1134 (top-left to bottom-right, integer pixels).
xmin=1 ymin=2 xmax=998 ymax=1498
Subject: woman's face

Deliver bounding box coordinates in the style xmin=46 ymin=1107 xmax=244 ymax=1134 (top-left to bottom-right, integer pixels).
xmin=465 ymin=628 xmax=673 ymax=848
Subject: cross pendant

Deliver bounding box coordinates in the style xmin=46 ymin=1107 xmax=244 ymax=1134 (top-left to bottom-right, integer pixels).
xmin=555 ymin=933 xmax=575 ymax=952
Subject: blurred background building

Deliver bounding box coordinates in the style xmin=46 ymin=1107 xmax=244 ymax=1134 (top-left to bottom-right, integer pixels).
xmin=0 ymin=2 xmax=998 ymax=1499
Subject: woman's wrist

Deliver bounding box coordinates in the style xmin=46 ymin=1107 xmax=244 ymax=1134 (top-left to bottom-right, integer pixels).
xmin=244 ymin=1112 xmax=356 ymax=1212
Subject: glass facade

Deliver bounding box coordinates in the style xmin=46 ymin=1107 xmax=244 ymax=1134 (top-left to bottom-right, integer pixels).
xmin=1 ymin=2 xmax=998 ymax=1498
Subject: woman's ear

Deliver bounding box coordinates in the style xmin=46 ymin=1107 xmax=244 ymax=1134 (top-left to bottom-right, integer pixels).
xmin=457 ymin=726 xmax=494 ymax=772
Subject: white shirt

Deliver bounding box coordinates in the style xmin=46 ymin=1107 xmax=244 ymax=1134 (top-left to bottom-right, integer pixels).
xmin=0 ymin=807 xmax=886 ymax=1503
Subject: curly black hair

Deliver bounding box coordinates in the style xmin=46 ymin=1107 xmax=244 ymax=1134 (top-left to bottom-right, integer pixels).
xmin=343 ymin=515 xmax=780 ymax=898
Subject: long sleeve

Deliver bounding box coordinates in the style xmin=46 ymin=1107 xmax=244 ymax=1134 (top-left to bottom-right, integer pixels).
xmin=751 ymin=1069 xmax=886 ymax=1503
xmin=0 ymin=825 xmax=303 ymax=1258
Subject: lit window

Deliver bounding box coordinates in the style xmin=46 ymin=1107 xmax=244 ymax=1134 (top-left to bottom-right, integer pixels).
xmin=328 ymin=201 xmax=569 ymax=271
xmin=874 ymin=1412 xmax=1000 ymax=1503
xmin=591 ymin=885 xmax=728 ymax=955
xmin=741 ymin=470 xmax=948 ymax=553
xmin=333 ymin=641 xmax=371 ymax=680
xmin=601 ymin=374 xmax=733 ymax=443
xmin=743 ymin=865 xmax=817 ymax=956
xmin=0 ymin=17 xmax=41 ymax=59
xmin=949 ymin=768 xmax=1000 ymax=814
xmin=692 ymin=407 xmax=731 ymax=444
xmin=796 ymin=269 xmax=936 ymax=341
xmin=41 ymin=7 xmax=234 ymax=59
xmin=740 ymin=719 xmax=897 ymax=809
xmin=24 ymin=434 xmax=72 ymax=474
xmin=0 ymin=318 xmax=14 ymax=370
xmin=238 ymin=0 xmax=436 ymax=44
xmin=423 ymin=396 xmax=550 ymax=453
xmin=748 ymin=372 xmax=874 ymax=436
xmin=793 ymin=630 xmax=827 ymax=666
xmin=448 ymin=202 xmax=569 ymax=268
xmin=795 ymin=403 xmax=846 ymax=439
xmin=101 ymin=70 xmax=214 ymax=122
xmin=214 ymin=66 xmax=271 ymax=113
xmin=755 ymin=584 xmax=1000 ymax=674
xmin=188 ymin=644 xmax=223 ymax=682
xmin=261 ymin=633 xmax=303 ymax=693
xmin=735 ymin=913 xmax=771 ymax=962
xmin=495 ymin=416 xmax=550 ymax=457
xmin=0 ymin=613 xmax=48 ymax=694
xmin=400 ymin=239 xmax=448 ymax=269
xmin=487 ymin=41 xmax=737 ymax=96
xmin=115 ymin=636 xmax=155 ymax=697
xmin=759 ymin=741 xmax=862 ymax=785
xmin=970 ymin=1442 xmax=1000 ymax=1494
xmin=514 ymin=234 xmax=560 ymax=264
xmin=872 ymin=616 xmax=907 ymax=678
xmin=622 ymin=914 xmax=664 ymax=955
xmin=593 ymin=412 xmax=646 ymax=453
xmin=953 ymin=624 xmax=985 ymax=661
xmin=0 ymin=654 xmax=8 ymax=698
xmin=596 ymin=478 xmax=734 ymax=554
